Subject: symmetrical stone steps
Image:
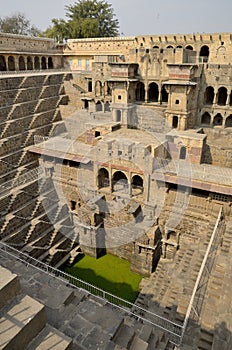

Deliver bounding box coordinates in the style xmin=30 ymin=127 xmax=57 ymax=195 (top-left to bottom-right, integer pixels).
xmin=0 ymin=265 xmax=72 ymax=350
xmin=0 ymin=266 xmax=20 ymax=309
xmin=0 ymin=294 xmax=47 ymax=350
xmin=27 ymin=325 xmax=73 ymax=350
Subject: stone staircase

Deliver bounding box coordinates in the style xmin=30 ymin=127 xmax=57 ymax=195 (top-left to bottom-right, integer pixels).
xmin=0 ymin=250 xmax=178 ymax=350
xmin=0 ymin=265 xmax=72 ymax=350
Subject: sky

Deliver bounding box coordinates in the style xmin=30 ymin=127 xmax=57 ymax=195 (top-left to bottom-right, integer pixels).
xmin=1 ymin=0 xmax=232 ymax=36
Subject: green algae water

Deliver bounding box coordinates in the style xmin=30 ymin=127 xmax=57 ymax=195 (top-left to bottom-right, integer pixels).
xmin=63 ymin=254 xmax=143 ymax=303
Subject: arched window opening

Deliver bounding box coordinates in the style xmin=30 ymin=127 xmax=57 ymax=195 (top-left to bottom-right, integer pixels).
xmin=95 ymin=80 xmax=102 ymax=96
xmin=131 ymin=175 xmax=143 ymax=196
xmin=200 ymin=45 xmax=210 ymax=62
xmin=18 ymin=56 xmax=25 ymax=70
xmin=0 ymin=55 xmax=6 ymax=71
xmin=70 ymin=200 xmax=76 ymax=211
xmin=153 ymin=45 xmax=159 ymax=49
xmin=8 ymin=56 xmax=15 ymax=71
xmin=148 ymin=82 xmax=159 ymax=102
xmin=116 ymin=110 xmax=121 ymax=122
xmin=48 ymin=57 xmax=53 ymax=69
xmin=172 ymin=116 xmax=178 ymax=128
xmin=204 ymin=86 xmax=214 ymax=105
xmin=201 ymin=112 xmax=211 ymax=125
xmin=27 ymin=56 xmax=33 ymax=70
xmin=213 ymin=113 xmax=223 ymax=126
xmin=98 ymin=168 xmax=109 ymax=189
xmin=84 ymin=100 xmax=89 ymax=109
xmin=88 ymin=81 xmax=92 ymax=92
xmin=186 ymin=45 xmax=193 ymax=50
xmin=225 ymin=115 xmax=232 ymax=128
xmin=104 ymin=101 xmax=110 ymax=112
xmin=217 ymin=87 xmax=227 ymax=106
xmin=112 ymin=171 xmax=128 ymax=193
xmin=95 ymin=100 xmax=102 ymax=112
xmin=180 ymin=146 xmax=187 ymax=160
xmin=176 ymin=45 xmax=182 ymax=48
xmin=167 ymin=45 xmax=173 ymax=49
xmin=34 ymin=57 xmax=40 ymax=70
xmin=107 ymin=84 xmax=111 ymax=96
xmin=41 ymin=57 xmax=47 ymax=69
xmin=135 ymin=82 xmax=145 ymax=101
xmin=161 ymin=85 xmax=168 ymax=103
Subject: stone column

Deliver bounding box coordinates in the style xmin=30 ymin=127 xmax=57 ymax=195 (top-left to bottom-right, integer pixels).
xmin=5 ymin=56 xmax=9 ymax=71
xmin=15 ymin=57 xmax=19 ymax=71
xmin=213 ymin=92 xmax=217 ymax=105
xmin=145 ymin=85 xmax=148 ymax=103
xmin=222 ymin=116 xmax=226 ymax=128
xmin=109 ymin=166 xmax=113 ymax=193
xmin=31 ymin=56 xmax=35 ymax=70
xmin=180 ymin=116 xmax=187 ymax=130
xmin=158 ymin=88 xmax=162 ymax=104
xmin=128 ymin=172 xmax=132 ymax=197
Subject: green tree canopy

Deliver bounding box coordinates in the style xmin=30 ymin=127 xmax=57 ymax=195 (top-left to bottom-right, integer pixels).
xmin=42 ymin=0 xmax=119 ymax=41
xmin=0 ymin=12 xmax=40 ymax=36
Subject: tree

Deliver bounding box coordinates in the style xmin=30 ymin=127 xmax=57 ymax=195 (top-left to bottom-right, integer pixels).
xmin=43 ymin=0 xmax=119 ymax=41
xmin=42 ymin=19 xmax=70 ymax=43
xmin=0 ymin=12 xmax=40 ymax=36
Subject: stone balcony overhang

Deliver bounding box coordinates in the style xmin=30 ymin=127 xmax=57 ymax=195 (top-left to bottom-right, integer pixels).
xmin=152 ymin=161 xmax=232 ymax=196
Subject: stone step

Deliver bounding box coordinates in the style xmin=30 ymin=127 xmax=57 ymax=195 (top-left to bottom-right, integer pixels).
xmin=0 ymin=266 xmax=20 ymax=309
xmin=129 ymin=336 xmax=148 ymax=350
xmin=27 ymin=324 xmax=73 ymax=350
xmin=112 ymin=322 xmax=135 ymax=348
xmin=0 ymin=294 xmax=46 ymax=350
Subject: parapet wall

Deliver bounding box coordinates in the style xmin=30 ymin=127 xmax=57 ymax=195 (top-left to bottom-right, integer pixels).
xmin=64 ymin=32 xmax=232 ymax=64
xmin=0 ymin=32 xmax=58 ymax=53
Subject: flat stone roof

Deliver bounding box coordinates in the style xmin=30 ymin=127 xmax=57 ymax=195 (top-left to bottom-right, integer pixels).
xmin=153 ymin=160 xmax=232 ymax=195
xmin=103 ymin=128 xmax=166 ymax=146
xmin=167 ymin=129 xmax=207 ymax=140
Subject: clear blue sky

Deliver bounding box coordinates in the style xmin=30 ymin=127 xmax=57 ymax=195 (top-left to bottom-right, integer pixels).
xmin=1 ymin=0 xmax=232 ymax=36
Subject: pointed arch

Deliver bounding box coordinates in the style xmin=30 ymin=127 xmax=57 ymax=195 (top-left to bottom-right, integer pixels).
xmin=98 ymin=168 xmax=109 ymax=188
xmin=19 ymin=56 xmax=25 ymax=70
xmin=135 ymin=82 xmax=145 ymax=101
xmin=112 ymin=171 xmax=128 ymax=193
xmin=217 ymin=87 xmax=227 ymax=106
xmin=148 ymin=82 xmax=159 ymax=102
xmin=213 ymin=113 xmax=223 ymax=126
xmin=8 ymin=56 xmax=15 ymax=71
xmin=180 ymin=146 xmax=187 ymax=160
xmin=34 ymin=56 xmax=40 ymax=70
xmin=0 ymin=55 xmax=6 ymax=71
xmin=200 ymin=45 xmax=210 ymax=62
xmin=48 ymin=57 xmax=54 ymax=69
xmin=41 ymin=57 xmax=47 ymax=69
xmin=204 ymin=86 xmax=214 ymax=105
xmin=225 ymin=115 xmax=232 ymax=128
xmin=201 ymin=112 xmax=211 ymax=125
xmin=161 ymin=85 xmax=168 ymax=103
xmin=27 ymin=56 xmax=33 ymax=70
